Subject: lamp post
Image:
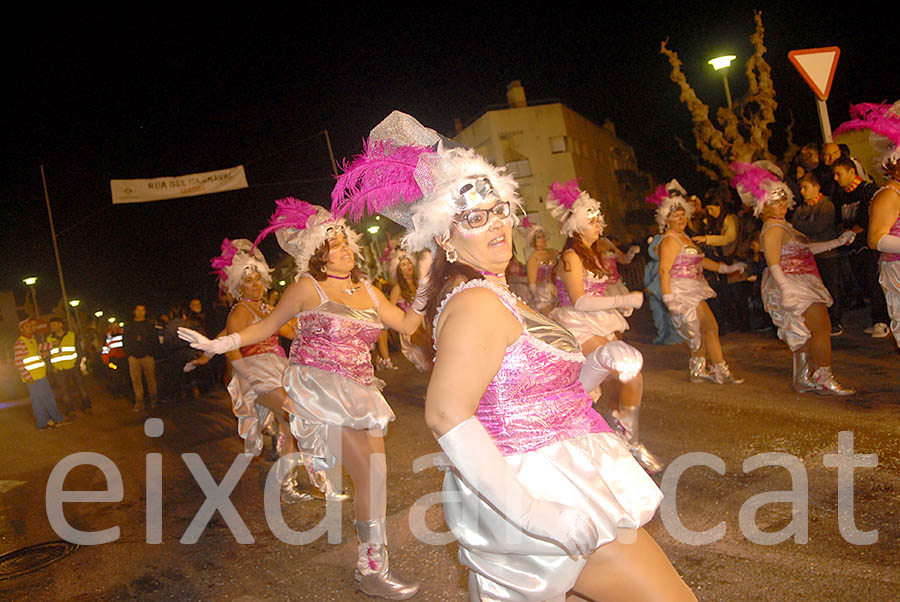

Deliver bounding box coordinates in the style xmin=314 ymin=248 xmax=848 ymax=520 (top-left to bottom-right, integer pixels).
xmin=23 ymin=276 xmax=39 ymax=318
xmin=708 ymin=55 xmax=736 ymax=109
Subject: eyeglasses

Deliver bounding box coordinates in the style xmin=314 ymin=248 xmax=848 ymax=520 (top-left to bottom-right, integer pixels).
xmin=454 ymin=201 xmax=511 ymax=229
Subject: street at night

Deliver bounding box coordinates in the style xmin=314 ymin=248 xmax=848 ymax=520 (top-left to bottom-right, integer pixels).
xmin=2 ymin=307 xmax=897 ymax=601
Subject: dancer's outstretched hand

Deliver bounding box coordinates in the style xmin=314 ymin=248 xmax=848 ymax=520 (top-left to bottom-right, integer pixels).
xmin=177 ymin=327 xmax=241 ymax=355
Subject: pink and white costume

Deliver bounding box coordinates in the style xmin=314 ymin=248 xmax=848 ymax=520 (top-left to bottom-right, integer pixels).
xmin=760 ymin=221 xmax=832 ymax=351
xmin=438 ymin=280 xmax=662 ymax=602
xmin=662 ymin=233 xmax=716 ymax=352
xmin=226 ymin=301 xmax=288 ymax=455
xmin=600 ymin=251 xmax=632 ymax=315
xmin=551 ymin=271 xmax=629 ymax=345
xmin=877 ymin=196 xmax=900 ymax=346
xmin=531 ymin=260 xmax=558 ymax=313
xmin=283 ymin=277 xmax=393 ymax=470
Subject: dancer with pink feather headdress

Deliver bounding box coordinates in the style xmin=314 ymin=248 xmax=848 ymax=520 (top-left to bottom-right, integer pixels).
xmin=653 ymin=180 xmax=747 ymax=386
xmin=386 ymin=245 xmax=432 ymax=372
xmin=519 ymin=216 xmax=559 ymax=314
xmin=332 ymin=110 xmax=695 ymax=602
xmin=836 ymin=101 xmax=900 ymax=347
xmin=732 ymin=162 xmax=856 ymax=394
xmin=180 ymin=198 xmax=425 ymax=600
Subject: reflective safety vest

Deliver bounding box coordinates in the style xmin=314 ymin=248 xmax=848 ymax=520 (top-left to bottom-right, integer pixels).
xmin=48 ymin=331 xmax=79 ymax=370
xmin=17 ymin=336 xmax=47 ymax=381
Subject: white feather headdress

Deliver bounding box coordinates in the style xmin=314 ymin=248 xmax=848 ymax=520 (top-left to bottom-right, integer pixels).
xmin=545 ymin=178 xmax=605 ymax=239
xmin=647 ymin=179 xmax=694 ymax=229
xmin=729 ymin=162 xmax=795 ymax=217
xmin=210 ymin=238 xmax=273 ymax=298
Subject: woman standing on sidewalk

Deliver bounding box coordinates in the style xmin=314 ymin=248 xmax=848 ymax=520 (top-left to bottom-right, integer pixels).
xmin=732 ymin=161 xmax=855 ymax=394
xmin=653 ymin=181 xmax=746 ymax=385
xmin=180 ymin=199 xmax=423 ymax=600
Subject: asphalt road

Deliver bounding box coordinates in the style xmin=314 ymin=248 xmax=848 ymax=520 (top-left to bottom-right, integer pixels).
xmin=1 ymin=305 xmax=898 ymax=601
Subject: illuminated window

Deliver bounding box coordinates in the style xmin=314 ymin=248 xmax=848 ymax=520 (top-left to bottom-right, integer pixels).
xmin=550 ymin=136 xmax=568 ymax=154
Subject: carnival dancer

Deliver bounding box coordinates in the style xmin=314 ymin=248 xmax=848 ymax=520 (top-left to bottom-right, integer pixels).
xmin=179 ymin=199 xmax=422 ymax=599
xmin=732 ymin=162 xmax=856 ymax=394
xmin=332 ymin=110 xmax=694 ymax=602
xmin=521 ymin=217 xmax=559 ymax=314
xmin=835 ymin=101 xmax=900 ymax=348
xmin=198 ymin=238 xmax=344 ymax=501
xmin=387 ymin=247 xmax=432 ymax=373
xmin=545 ymin=178 xmax=661 ymax=473
xmin=597 ymin=235 xmax=640 ymax=303
xmin=652 ymin=181 xmax=746 ymax=384
xmin=644 ymin=233 xmax=683 ymax=345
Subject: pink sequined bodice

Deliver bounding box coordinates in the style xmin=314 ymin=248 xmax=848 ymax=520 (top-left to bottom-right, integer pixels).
xmin=666 ymin=235 xmax=704 ymax=280
xmin=436 ymin=280 xmax=611 ymax=456
xmin=235 ymin=301 xmax=286 ymax=358
xmin=885 ymin=214 xmax=900 ymax=263
xmin=289 ymin=280 xmax=382 ymax=388
xmin=771 ymin=223 xmax=820 ymax=276
xmin=556 ymin=272 xmax=607 ymax=307
xmin=536 ymin=263 xmax=553 ymax=283
xmin=600 ymin=252 xmax=620 ymax=284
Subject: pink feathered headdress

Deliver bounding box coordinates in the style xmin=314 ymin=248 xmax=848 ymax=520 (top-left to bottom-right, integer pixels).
xmin=546 ymin=178 xmax=604 ymax=238
xmin=645 ymin=184 xmax=668 ymax=207
xmin=210 ymin=238 xmax=272 ymax=297
xmin=834 ymin=101 xmax=900 ymax=171
xmin=730 ymin=161 xmax=794 ymax=216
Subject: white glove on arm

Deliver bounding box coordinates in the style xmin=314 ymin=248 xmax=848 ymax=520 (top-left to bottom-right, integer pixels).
xmin=438 ymin=416 xmax=605 ymax=556
xmin=622 ymin=245 xmax=640 ymax=264
xmin=876 ymin=234 xmax=900 ymax=253
xmin=809 ymin=230 xmax=855 ymax=254
xmin=579 ymin=340 xmax=643 ymax=392
xmin=767 ymin=265 xmax=803 ymax=312
xmin=717 ymin=262 xmax=747 ymax=274
xmin=574 ymin=291 xmax=643 ymax=312
xmin=177 ymin=327 xmax=241 ymax=356
xmin=662 ymin=293 xmax=686 ymax=315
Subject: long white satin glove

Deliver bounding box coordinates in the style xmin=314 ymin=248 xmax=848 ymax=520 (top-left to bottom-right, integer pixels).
xmin=574 ymin=291 xmax=644 ymax=312
xmin=579 ymin=340 xmax=643 ymax=392
xmin=717 ymin=261 xmax=747 ymax=274
xmin=622 ymin=245 xmax=640 ymax=264
xmin=662 ymin=293 xmax=687 ymax=315
xmin=177 ymin=327 xmax=241 ymax=356
xmin=767 ymin=265 xmax=804 ymax=313
xmin=809 ymin=230 xmax=855 ymax=255
xmin=411 ymin=251 xmax=434 ymax=314
xmin=876 ymin=234 xmax=900 ymax=253
xmin=438 ymin=416 xmax=604 ymax=556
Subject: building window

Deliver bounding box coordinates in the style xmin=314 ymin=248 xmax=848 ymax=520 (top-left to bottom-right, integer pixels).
xmin=550 ymin=136 xmax=568 ymax=154
xmin=506 ymin=159 xmax=532 ymax=178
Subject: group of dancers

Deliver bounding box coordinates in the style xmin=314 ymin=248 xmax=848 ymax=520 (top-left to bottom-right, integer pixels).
xmin=175 ymin=103 xmax=899 ymax=601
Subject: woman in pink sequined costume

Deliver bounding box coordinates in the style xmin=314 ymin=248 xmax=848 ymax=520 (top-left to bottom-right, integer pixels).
xmin=545 ymin=179 xmax=663 ymax=474
xmin=652 ymin=181 xmax=746 ymax=385
xmin=388 ymin=248 xmax=432 ymax=372
xmin=836 ymin=101 xmax=900 ymax=348
xmin=732 ymin=162 xmax=855 ymax=394
xmin=522 ymin=220 xmax=559 ymax=315
xmin=331 ymin=111 xmax=695 ymax=601
xmin=596 ymin=236 xmax=640 ymax=306
xmin=180 ymin=199 xmax=423 ymax=600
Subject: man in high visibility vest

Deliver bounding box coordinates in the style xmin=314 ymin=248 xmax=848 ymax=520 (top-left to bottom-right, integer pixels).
xmin=47 ymin=317 xmax=92 ymax=415
xmin=13 ymin=319 xmax=68 ymax=429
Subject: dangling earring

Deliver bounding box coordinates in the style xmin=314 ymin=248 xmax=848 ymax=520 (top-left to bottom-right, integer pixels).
xmin=320 ymin=265 xmax=327 ymax=273
xmin=445 ymin=245 xmax=458 ymax=263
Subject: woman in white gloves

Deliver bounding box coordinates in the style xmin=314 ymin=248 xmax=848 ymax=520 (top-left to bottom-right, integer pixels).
xmin=545 ymin=178 xmax=662 ymax=473
xmin=332 ymin=111 xmax=694 ymax=602
xmin=653 ymin=181 xmax=746 ymax=385
xmin=181 ymin=198 xmax=423 ymax=600
xmin=732 ymin=162 xmax=855 ymax=394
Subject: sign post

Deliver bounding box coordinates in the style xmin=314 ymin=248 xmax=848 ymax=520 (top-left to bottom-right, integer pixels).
xmin=788 ymin=47 xmax=840 ymax=142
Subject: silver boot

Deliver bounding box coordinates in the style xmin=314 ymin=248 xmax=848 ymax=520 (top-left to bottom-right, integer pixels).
xmin=277 ymin=457 xmax=314 ymax=503
xmin=810 ymin=367 xmax=855 ymax=396
xmin=711 ymin=362 xmax=744 ymax=385
xmin=689 ymin=356 xmax=715 ymax=383
xmin=310 ymin=469 xmax=351 ymax=502
xmin=613 ymin=406 xmax=664 ymax=474
xmin=355 ymin=518 xmax=419 ymax=600
xmin=791 ymin=351 xmax=816 ymax=393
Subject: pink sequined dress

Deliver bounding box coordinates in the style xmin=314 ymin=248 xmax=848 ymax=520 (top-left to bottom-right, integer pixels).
xmin=437 ymin=280 xmax=662 ymax=602
xmin=760 ymin=220 xmax=832 ymax=351
xmin=527 ymin=254 xmax=558 ymax=314
xmin=282 ymin=277 xmax=393 ymax=470
xmin=226 ymin=300 xmax=288 ymax=456
xmin=877 ymin=192 xmax=900 ymax=345
xmin=662 ymin=233 xmax=716 ymax=352
xmin=600 ymin=249 xmax=632 ymax=316
xmin=551 ymin=266 xmax=629 ymax=345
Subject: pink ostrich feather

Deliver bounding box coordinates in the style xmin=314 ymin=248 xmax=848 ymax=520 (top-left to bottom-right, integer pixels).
xmin=521 ymin=216 xmax=534 ymax=228
xmin=729 ymin=162 xmax=778 ymax=201
xmin=210 ymin=238 xmax=238 ymax=281
xmin=645 ymin=184 xmax=668 ymax=206
xmin=548 ymin=178 xmax=582 ymax=209
xmin=331 ymin=139 xmax=434 ymax=220
xmin=834 ymin=102 xmax=900 ymax=147
xmin=253 ymin=197 xmax=317 ymax=248
xmin=379 ymin=243 xmax=394 ymax=263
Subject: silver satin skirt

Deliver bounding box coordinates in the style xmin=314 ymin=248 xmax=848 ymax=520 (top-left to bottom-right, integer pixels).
xmin=531 ymin=281 xmax=558 ymax=314
xmin=282 ymin=363 xmax=394 ymax=471
xmin=550 ymin=306 xmax=629 ymax=345
xmin=880 ymin=260 xmax=900 ymax=346
xmin=442 ymin=432 xmax=663 ymax=602
xmin=668 ymin=277 xmax=716 ymax=352
xmin=399 ymin=334 xmax=430 ymax=373
xmin=225 ymin=353 xmax=286 ymax=456
xmin=761 ymin=269 xmax=832 ymax=351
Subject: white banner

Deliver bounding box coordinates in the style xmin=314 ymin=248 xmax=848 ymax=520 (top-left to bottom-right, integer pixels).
xmin=110 ymin=165 xmax=248 ymax=204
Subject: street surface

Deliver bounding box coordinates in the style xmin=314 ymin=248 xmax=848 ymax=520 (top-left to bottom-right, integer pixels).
xmin=1 ymin=306 xmax=898 ymax=601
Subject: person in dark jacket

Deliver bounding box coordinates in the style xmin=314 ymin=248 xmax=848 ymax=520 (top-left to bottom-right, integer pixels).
xmin=124 ymin=304 xmax=159 ymax=411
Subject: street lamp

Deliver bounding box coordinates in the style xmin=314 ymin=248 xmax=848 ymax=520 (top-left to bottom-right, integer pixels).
xmin=22 ymin=276 xmax=39 ymax=318
xmin=94 ymin=310 xmax=104 ymax=318
xmin=708 ymin=54 xmax=736 ymax=109
xmin=69 ymin=299 xmax=83 ymax=333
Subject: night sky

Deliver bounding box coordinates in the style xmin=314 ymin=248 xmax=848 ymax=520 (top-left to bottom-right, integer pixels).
xmin=3 ymin=6 xmax=897 ymax=320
